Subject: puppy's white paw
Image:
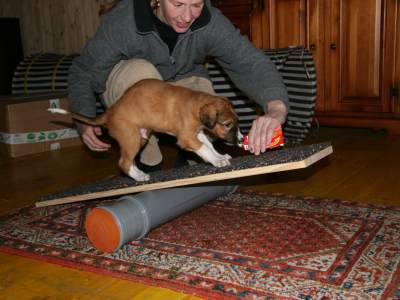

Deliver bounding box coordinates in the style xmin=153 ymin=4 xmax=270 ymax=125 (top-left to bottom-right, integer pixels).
xmin=195 ymin=144 xmax=231 ymax=168
xmin=220 ymin=153 xmax=232 ymax=160
xmin=128 ymin=165 xmax=150 ymax=182
xmin=212 ymin=156 xmax=231 ymax=168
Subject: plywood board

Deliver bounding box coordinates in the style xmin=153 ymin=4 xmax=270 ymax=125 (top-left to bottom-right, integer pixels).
xmin=36 ymin=143 xmax=333 ymax=207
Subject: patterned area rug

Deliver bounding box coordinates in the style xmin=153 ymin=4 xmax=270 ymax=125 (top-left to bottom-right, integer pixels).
xmin=1 ymin=191 xmax=399 ymax=299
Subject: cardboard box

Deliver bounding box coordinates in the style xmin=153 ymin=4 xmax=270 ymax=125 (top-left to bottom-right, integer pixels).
xmin=0 ymin=93 xmax=82 ymax=158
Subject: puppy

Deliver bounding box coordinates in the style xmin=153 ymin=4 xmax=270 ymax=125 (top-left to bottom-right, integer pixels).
xmin=50 ymin=79 xmax=242 ymax=181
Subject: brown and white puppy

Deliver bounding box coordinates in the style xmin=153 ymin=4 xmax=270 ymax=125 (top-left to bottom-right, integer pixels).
xmin=50 ymin=79 xmax=242 ymax=181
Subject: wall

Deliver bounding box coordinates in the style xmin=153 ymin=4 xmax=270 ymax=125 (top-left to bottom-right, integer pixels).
xmin=0 ymin=0 xmax=115 ymax=56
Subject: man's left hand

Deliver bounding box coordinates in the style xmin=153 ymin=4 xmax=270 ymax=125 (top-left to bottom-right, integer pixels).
xmin=248 ymin=100 xmax=287 ymax=155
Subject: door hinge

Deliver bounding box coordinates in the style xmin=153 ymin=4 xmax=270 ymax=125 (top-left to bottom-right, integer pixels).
xmin=390 ymin=86 xmax=399 ymax=98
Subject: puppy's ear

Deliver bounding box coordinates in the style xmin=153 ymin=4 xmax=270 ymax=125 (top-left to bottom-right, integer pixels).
xmin=200 ymin=103 xmax=218 ymax=129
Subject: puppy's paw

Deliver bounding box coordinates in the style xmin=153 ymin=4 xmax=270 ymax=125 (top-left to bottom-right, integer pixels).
xmin=212 ymin=156 xmax=231 ymax=168
xmin=220 ymin=153 xmax=232 ymax=160
xmin=195 ymin=145 xmax=231 ymax=168
xmin=214 ymin=152 xmax=232 ymax=163
xmin=128 ymin=165 xmax=150 ymax=182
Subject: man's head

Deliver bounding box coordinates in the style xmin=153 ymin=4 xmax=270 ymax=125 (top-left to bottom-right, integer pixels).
xmin=157 ymin=0 xmax=205 ymax=33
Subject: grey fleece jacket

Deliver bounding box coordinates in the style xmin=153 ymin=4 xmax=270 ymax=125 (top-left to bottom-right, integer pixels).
xmin=68 ymin=0 xmax=288 ymax=119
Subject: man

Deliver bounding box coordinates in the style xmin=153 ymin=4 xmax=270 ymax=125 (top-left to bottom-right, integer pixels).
xmin=68 ymin=0 xmax=288 ymax=167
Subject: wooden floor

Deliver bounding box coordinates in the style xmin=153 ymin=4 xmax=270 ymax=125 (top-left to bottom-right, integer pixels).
xmin=0 ymin=126 xmax=399 ymax=299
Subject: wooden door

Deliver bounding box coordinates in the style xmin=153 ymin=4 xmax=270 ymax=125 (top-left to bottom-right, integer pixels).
xmin=389 ymin=0 xmax=400 ymax=114
xmin=250 ymin=0 xmax=325 ymax=111
xmin=251 ymin=0 xmax=307 ymax=49
xmin=211 ymin=0 xmax=254 ymax=37
xmin=250 ymin=0 xmax=400 ymax=133
xmin=323 ymin=0 xmax=397 ymax=114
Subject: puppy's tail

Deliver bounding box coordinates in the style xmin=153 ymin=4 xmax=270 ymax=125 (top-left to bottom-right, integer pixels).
xmin=48 ymin=108 xmax=107 ymax=126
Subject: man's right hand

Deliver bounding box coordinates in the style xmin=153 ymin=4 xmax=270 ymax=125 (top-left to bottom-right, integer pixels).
xmin=81 ymin=125 xmax=111 ymax=151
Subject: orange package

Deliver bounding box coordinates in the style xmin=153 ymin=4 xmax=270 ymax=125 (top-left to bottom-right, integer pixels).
xmin=241 ymin=125 xmax=284 ymax=151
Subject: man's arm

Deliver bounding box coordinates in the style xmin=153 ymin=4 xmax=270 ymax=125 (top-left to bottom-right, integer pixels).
xmin=205 ymin=10 xmax=289 ymax=111
xmin=204 ymin=10 xmax=289 ymax=154
xmin=68 ymin=0 xmax=134 ymax=118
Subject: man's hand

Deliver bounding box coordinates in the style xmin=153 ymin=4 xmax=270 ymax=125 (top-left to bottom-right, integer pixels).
xmin=81 ymin=125 xmax=111 ymax=151
xmin=248 ymin=100 xmax=287 ymax=155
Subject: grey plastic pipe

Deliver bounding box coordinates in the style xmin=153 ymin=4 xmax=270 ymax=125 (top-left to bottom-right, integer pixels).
xmin=85 ymin=184 xmax=238 ymax=253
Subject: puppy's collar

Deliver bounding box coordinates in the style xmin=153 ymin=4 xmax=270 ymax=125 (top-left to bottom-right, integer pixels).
xmin=134 ymin=0 xmax=211 ymax=34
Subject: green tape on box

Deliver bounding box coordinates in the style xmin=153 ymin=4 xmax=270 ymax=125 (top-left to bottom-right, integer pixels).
xmin=0 ymin=128 xmax=79 ymax=145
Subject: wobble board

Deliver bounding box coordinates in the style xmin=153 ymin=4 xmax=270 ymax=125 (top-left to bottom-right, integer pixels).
xmin=36 ymin=142 xmax=333 ymax=207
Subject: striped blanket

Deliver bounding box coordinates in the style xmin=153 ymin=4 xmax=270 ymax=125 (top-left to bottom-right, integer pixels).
xmin=12 ymin=47 xmax=316 ymax=144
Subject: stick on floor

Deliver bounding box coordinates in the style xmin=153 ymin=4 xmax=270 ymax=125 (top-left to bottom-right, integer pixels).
xmin=36 ymin=143 xmax=333 ymax=207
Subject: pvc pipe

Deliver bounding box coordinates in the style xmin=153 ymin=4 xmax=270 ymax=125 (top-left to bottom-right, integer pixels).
xmin=85 ymin=184 xmax=238 ymax=253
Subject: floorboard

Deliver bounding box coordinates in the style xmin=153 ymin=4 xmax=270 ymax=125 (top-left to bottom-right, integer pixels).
xmin=0 ymin=126 xmax=399 ymax=299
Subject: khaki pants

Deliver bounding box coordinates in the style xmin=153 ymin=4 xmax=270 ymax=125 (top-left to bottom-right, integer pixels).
xmin=103 ymin=59 xmax=215 ymax=166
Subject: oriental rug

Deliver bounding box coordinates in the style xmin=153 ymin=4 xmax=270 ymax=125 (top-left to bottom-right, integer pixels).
xmin=1 ymin=191 xmax=399 ymax=299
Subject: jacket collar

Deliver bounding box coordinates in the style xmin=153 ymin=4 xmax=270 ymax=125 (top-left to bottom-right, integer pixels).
xmin=134 ymin=0 xmax=211 ymax=33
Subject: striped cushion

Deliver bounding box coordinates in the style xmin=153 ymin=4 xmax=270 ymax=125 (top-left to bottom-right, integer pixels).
xmin=11 ymin=53 xmax=106 ymax=114
xmin=12 ymin=53 xmax=77 ymax=94
xmin=207 ymin=46 xmax=317 ymax=144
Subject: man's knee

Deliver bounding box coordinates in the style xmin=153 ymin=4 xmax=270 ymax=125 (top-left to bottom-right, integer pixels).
xmin=172 ymin=76 xmax=215 ymax=95
xmin=125 ymin=59 xmax=163 ymax=80
xmin=103 ymin=59 xmax=162 ymax=107
xmin=194 ymin=77 xmax=216 ymax=95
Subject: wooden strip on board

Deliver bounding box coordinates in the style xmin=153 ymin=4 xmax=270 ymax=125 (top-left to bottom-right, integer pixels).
xmin=36 ymin=143 xmax=333 ymax=207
